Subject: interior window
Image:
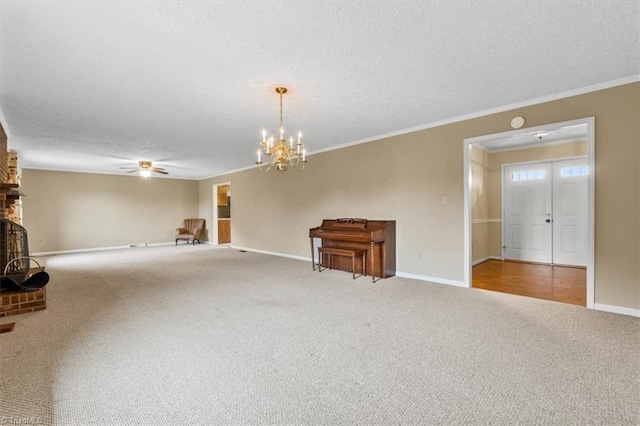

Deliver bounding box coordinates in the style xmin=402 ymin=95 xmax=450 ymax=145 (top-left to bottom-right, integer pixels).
xmin=512 ymin=170 xmax=546 ymax=181
xmin=560 ymin=165 xmax=589 ymax=177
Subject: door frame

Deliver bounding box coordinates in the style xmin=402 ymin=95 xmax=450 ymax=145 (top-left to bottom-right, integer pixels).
xmin=212 ymin=182 xmax=231 ymax=245
xmin=501 ymin=155 xmax=586 ymax=263
xmin=463 ymin=117 xmax=595 ymax=309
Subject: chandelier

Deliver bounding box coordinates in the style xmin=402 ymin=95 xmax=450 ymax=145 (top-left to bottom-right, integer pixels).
xmin=255 ymin=87 xmax=307 ymax=172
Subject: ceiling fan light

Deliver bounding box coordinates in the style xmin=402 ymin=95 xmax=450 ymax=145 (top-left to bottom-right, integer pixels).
xmin=139 ymin=169 xmax=152 ymax=177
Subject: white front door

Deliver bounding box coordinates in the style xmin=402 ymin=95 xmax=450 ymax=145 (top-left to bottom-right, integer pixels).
xmin=504 ymin=163 xmax=553 ymax=263
xmin=552 ymin=160 xmax=588 ymax=266
xmin=503 ymin=159 xmax=588 ymax=266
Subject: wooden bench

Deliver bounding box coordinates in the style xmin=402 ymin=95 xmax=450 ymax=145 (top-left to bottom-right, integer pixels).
xmin=317 ymin=247 xmax=366 ymax=280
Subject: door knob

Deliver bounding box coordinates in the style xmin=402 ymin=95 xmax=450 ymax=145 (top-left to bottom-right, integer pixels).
xmin=546 ymin=219 xmax=551 ymax=223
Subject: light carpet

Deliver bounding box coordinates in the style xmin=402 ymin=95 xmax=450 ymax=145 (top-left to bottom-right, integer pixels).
xmin=0 ymin=245 xmax=638 ymax=425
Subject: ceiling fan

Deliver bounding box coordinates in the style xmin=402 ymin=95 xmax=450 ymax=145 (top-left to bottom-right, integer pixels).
xmin=120 ymin=160 xmax=168 ymax=177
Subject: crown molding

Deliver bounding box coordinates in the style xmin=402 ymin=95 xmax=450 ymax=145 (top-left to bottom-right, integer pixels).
xmin=198 ymin=75 xmax=639 ymax=181
xmin=22 ymin=166 xmax=199 ymax=181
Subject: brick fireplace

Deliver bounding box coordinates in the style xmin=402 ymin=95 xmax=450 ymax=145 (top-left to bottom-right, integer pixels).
xmin=0 ymin=122 xmax=47 ymax=317
xmin=0 ymin=288 xmax=46 ymax=317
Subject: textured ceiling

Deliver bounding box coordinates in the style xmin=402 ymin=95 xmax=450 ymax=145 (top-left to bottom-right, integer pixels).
xmin=1 ymin=1 xmax=638 ymax=179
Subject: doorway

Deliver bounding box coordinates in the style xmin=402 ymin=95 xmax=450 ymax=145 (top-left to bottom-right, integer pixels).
xmin=213 ymin=183 xmax=231 ymax=245
xmin=463 ymin=117 xmax=594 ymax=308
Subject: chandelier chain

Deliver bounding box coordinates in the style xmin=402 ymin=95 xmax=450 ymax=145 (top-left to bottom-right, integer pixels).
xmin=280 ymin=91 xmax=284 ymax=130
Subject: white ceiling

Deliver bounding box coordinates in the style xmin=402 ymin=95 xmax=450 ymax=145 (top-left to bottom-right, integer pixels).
xmin=1 ymin=1 xmax=638 ymax=179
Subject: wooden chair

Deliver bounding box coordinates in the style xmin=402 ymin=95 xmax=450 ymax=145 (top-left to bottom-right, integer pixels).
xmin=175 ymin=219 xmax=205 ymax=245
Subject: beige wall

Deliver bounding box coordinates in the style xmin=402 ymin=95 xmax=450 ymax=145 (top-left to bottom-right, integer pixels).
xmin=471 ymin=145 xmax=490 ymax=262
xmin=200 ymin=129 xmax=465 ymax=281
xmin=22 ymin=169 xmax=199 ymax=252
xmin=199 ymin=82 xmax=639 ymax=310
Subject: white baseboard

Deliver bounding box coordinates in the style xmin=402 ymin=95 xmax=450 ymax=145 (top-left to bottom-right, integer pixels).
xmin=28 ymin=243 xmax=640 ymax=318
xmin=32 ymin=242 xmax=175 ymax=256
xmin=472 ymin=256 xmax=502 ymax=266
xmin=230 ymin=245 xmax=311 ymax=262
xmin=395 ymin=271 xmax=467 ymax=288
xmin=204 ymin=242 xmax=231 ymax=249
xmin=145 ymin=242 xmax=176 ymax=247
xmin=594 ymin=303 xmax=640 ymax=318
xmin=33 ymin=245 xmax=130 ymax=256
xmin=472 ymin=257 xmax=490 ymax=266
xmin=231 ymin=246 xmax=467 ymax=288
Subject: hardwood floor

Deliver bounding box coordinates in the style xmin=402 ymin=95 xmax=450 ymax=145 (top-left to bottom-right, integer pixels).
xmin=472 ymin=260 xmax=586 ymax=306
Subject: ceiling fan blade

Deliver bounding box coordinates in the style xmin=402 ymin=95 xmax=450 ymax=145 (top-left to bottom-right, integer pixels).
xmin=151 ymin=167 xmax=166 ymax=172
xmin=119 ymin=166 xmax=138 ymax=169
xmin=126 ymin=170 xmax=139 ymax=173
xmin=153 ymin=170 xmax=169 ymax=175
